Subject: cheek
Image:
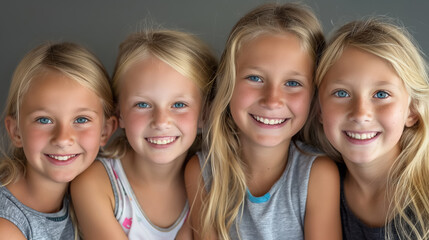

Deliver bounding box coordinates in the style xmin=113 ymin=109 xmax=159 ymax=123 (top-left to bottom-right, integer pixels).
xmin=230 ymin=84 xmax=255 ymax=112
xmin=177 ymin=111 xmax=200 ymax=135
xmin=289 ymin=91 xmax=312 ymax=119
xmin=78 ymin=123 xmax=104 ymax=154
xmin=21 ymin=127 xmax=48 ymax=152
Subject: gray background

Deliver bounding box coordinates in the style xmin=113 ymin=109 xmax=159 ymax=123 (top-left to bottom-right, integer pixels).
xmin=1 ymin=0 xmax=428 ymax=110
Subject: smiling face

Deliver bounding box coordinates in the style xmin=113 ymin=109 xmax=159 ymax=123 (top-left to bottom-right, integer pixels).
xmin=6 ymin=69 xmax=110 ymax=184
xmin=318 ymin=46 xmax=417 ymax=165
xmin=229 ymin=33 xmax=314 ymax=149
xmin=118 ymin=56 xmax=202 ymax=165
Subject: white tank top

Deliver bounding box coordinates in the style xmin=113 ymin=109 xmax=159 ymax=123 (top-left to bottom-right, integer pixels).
xmin=99 ymin=158 xmax=189 ymax=240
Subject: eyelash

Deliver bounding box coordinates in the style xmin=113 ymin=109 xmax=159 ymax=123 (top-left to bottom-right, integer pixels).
xmin=136 ymin=102 xmax=150 ymax=108
xmin=36 ymin=117 xmax=90 ymax=124
xmin=332 ymin=90 xmax=391 ymax=99
xmin=285 ymin=80 xmax=301 ymax=87
xmin=246 ymin=75 xmax=262 ymax=82
xmin=245 ymin=75 xmax=302 ymax=87
xmin=36 ymin=117 xmax=52 ymax=124
xmin=173 ymin=102 xmax=187 ymax=108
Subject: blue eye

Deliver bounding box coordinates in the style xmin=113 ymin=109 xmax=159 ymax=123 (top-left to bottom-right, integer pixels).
xmin=37 ymin=117 xmax=52 ymax=124
xmin=75 ymin=117 xmax=89 ymax=124
xmin=247 ymin=75 xmax=262 ymax=82
xmin=374 ymin=91 xmax=389 ymax=99
xmin=286 ymin=80 xmax=301 ymax=87
xmin=173 ymin=102 xmax=186 ymax=108
xmin=334 ymin=90 xmax=349 ymax=98
xmin=137 ymin=102 xmax=150 ymax=108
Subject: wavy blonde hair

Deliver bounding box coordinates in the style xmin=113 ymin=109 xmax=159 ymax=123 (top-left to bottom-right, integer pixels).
xmin=304 ymin=18 xmax=429 ymax=239
xmin=102 ymin=30 xmax=217 ymax=160
xmin=0 ymin=42 xmax=114 ymax=240
xmin=200 ymin=3 xmax=325 ymax=239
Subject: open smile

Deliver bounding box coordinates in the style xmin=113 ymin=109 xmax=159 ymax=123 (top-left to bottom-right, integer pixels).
xmin=344 ymin=131 xmax=380 ymax=140
xmin=251 ymin=114 xmax=287 ymax=125
xmin=46 ymin=154 xmax=79 ymax=161
xmin=146 ymin=136 xmax=178 ymax=145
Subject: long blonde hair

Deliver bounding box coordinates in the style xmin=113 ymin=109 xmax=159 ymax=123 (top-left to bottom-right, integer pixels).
xmin=0 ymin=42 xmax=114 ymax=240
xmin=305 ymin=18 xmax=429 ymax=239
xmin=200 ymin=3 xmax=325 ymax=239
xmin=0 ymin=42 xmax=114 ymax=185
xmin=102 ymin=29 xmax=217 ymax=159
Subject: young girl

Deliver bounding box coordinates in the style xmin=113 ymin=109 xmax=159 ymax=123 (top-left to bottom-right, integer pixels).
xmin=185 ymin=3 xmax=341 ymax=240
xmin=0 ymin=42 xmax=117 ymax=240
xmin=305 ymin=18 xmax=429 ymax=239
xmin=71 ymin=30 xmax=217 ymax=239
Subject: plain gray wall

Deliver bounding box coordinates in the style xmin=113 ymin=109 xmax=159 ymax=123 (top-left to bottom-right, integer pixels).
xmin=1 ymin=0 xmax=428 ymax=111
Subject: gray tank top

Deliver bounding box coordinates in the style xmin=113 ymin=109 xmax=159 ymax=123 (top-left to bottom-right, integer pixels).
xmin=199 ymin=141 xmax=317 ymax=240
xmin=0 ymin=185 xmax=75 ymax=240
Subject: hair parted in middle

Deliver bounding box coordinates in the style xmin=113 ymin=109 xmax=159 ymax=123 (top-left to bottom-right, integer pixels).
xmin=102 ymin=29 xmax=217 ymax=159
xmin=199 ymin=3 xmax=325 ymax=239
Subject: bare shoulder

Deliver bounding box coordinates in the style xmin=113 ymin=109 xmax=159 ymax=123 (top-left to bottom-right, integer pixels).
xmin=305 ymin=156 xmax=341 ymax=240
xmin=70 ymin=159 xmax=114 ymax=209
xmin=71 ymin=160 xmax=110 ymax=192
xmin=70 ymin=160 xmax=126 ymax=239
xmin=310 ymin=156 xmax=339 ymax=181
xmin=184 ymin=154 xmax=202 ymax=184
xmin=0 ymin=218 xmax=26 ymax=240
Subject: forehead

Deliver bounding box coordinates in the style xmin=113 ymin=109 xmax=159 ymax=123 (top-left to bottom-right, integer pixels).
xmin=324 ymin=47 xmax=399 ymax=81
xmin=20 ymin=69 xmax=102 ymax=113
xmin=235 ymin=33 xmax=313 ymax=77
xmin=119 ymin=56 xmax=201 ymax=99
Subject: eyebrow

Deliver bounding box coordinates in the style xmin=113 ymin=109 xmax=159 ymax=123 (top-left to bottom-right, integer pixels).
xmin=240 ymin=66 xmax=310 ymax=78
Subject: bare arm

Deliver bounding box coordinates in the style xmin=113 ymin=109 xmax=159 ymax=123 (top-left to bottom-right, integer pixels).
xmin=0 ymin=218 xmax=27 ymax=240
xmin=304 ymin=156 xmax=341 ymax=240
xmin=184 ymin=155 xmax=217 ymax=240
xmin=175 ymin=216 xmax=193 ymax=240
xmin=70 ymin=161 xmax=128 ymax=240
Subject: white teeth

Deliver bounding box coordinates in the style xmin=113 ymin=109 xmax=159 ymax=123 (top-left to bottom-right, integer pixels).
xmin=49 ymin=154 xmax=76 ymax=161
xmin=147 ymin=137 xmax=176 ymax=145
xmin=346 ymin=132 xmax=377 ymax=140
xmin=253 ymin=115 xmax=286 ymax=125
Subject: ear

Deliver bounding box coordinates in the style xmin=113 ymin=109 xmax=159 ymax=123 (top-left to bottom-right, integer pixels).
xmin=5 ymin=116 xmax=23 ymax=147
xmin=100 ymin=116 xmax=118 ymax=146
xmin=405 ymin=107 xmax=418 ymax=128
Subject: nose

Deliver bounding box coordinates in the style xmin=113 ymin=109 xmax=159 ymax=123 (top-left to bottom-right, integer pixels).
xmin=151 ymin=108 xmax=171 ymax=129
xmin=51 ymin=123 xmax=75 ymax=148
xmin=348 ymin=97 xmax=372 ymax=123
xmin=260 ymin=84 xmax=283 ymax=109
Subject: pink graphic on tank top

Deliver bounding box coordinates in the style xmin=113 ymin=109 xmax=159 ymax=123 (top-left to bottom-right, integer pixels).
xmin=122 ymin=217 xmax=132 ymax=229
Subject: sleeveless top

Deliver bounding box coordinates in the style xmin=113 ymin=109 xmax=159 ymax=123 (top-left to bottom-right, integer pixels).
xmin=99 ymin=158 xmax=189 ymax=240
xmin=0 ymin=185 xmax=75 ymax=240
xmin=339 ymin=164 xmax=400 ymax=240
xmin=199 ymin=141 xmax=317 ymax=240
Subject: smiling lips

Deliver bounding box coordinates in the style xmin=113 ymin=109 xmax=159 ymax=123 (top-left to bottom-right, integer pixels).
xmin=47 ymin=154 xmax=78 ymax=161
xmin=345 ymin=131 xmax=378 ymax=140
xmin=146 ymin=136 xmax=178 ymax=145
xmin=251 ymin=114 xmax=287 ymax=125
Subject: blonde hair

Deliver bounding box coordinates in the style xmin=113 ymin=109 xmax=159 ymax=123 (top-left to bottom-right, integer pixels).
xmin=305 ymin=18 xmax=429 ymax=239
xmin=0 ymin=41 xmax=114 ymax=240
xmin=102 ymin=29 xmax=217 ymax=159
xmin=200 ymin=3 xmax=325 ymax=239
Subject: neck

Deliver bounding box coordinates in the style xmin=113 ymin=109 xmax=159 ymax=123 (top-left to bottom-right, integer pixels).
xmin=344 ymin=154 xmax=397 ymax=196
xmin=8 ymin=171 xmax=68 ymax=213
xmin=122 ymin=150 xmax=186 ymax=187
xmin=241 ymin=138 xmax=291 ymax=196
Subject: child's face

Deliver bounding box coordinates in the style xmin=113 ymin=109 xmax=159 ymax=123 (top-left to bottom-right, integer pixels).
xmin=118 ymin=56 xmax=202 ymax=165
xmin=318 ymin=46 xmax=417 ymax=164
xmin=230 ymin=33 xmax=313 ymax=148
xmin=7 ymin=69 xmax=109 ymax=183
